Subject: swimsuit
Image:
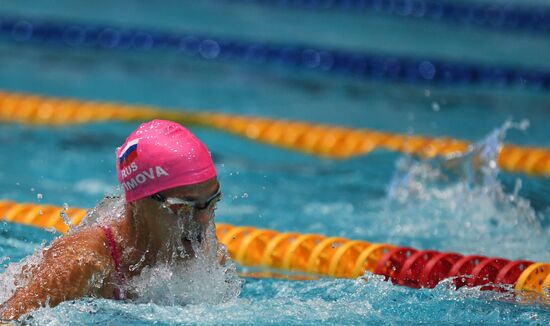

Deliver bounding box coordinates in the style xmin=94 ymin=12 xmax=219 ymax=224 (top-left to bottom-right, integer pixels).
xmin=100 ymin=226 xmax=126 ymax=300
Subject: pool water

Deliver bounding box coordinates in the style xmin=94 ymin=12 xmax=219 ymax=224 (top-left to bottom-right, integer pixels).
xmin=1 ymin=1 xmax=550 ymax=324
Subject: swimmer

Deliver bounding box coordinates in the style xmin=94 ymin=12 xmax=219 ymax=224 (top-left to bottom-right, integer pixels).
xmin=0 ymin=120 xmax=227 ymax=320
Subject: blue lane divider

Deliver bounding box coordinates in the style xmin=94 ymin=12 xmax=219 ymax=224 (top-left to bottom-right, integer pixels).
xmin=227 ymin=0 xmax=550 ymax=35
xmin=0 ymin=15 xmax=549 ymax=91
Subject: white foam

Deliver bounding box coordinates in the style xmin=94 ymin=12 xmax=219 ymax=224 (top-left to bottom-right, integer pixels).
xmin=383 ymin=120 xmax=548 ymax=258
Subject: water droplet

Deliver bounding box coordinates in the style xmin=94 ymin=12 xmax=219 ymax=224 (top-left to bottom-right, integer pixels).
xmin=37 ymin=193 xmax=43 ymax=200
xmin=432 ymin=102 xmax=440 ymax=112
xmin=60 ymin=203 xmax=73 ymax=229
xmin=519 ymin=119 xmax=529 ymax=131
xmin=241 ymin=193 xmax=249 ymax=199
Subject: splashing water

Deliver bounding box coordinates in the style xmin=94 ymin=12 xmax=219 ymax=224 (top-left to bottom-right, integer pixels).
xmin=75 ymin=195 xmax=127 ymax=232
xmin=95 ymin=197 xmax=241 ymax=306
xmin=59 ymin=203 xmax=74 ymax=232
xmin=128 ymin=252 xmax=241 ymax=306
xmin=126 ymin=208 xmax=242 ymax=306
xmin=19 ymin=273 xmax=550 ymax=325
xmin=384 ymin=120 xmax=549 ymax=259
xmin=0 ymin=250 xmax=43 ymax=304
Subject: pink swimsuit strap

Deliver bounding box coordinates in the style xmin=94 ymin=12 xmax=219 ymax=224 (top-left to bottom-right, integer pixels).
xmin=100 ymin=226 xmax=126 ymax=300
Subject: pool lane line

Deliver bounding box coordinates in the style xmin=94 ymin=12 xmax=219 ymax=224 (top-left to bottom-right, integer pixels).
xmin=1 ymin=90 xmax=549 ymax=178
xmin=225 ymin=0 xmax=550 ymax=35
xmin=0 ymin=14 xmax=549 ymax=91
xmin=0 ymin=200 xmax=548 ymax=302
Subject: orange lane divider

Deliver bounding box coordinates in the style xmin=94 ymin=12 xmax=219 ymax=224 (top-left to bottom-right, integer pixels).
xmin=1 ymin=200 xmax=549 ymax=303
xmin=0 ymin=91 xmax=549 ymax=177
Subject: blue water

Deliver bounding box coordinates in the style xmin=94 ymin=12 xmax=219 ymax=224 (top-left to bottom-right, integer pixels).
xmin=1 ymin=1 xmax=550 ymax=324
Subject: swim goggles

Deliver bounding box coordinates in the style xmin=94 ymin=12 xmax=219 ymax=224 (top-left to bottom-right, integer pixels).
xmin=150 ymin=188 xmax=222 ymax=218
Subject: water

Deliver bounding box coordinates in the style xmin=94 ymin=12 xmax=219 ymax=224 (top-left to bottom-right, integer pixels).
xmin=0 ymin=1 xmax=550 ymax=324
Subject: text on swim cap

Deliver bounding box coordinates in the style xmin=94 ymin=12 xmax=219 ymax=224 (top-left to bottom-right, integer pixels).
xmin=122 ymin=166 xmax=169 ymax=191
xmin=120 ymin=162 xmax=138 ymax=178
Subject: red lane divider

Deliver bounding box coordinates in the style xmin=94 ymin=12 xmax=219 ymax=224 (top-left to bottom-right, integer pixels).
xmin=373 ymin=247 xmax=534 ymax=293
xmin=470 ymin=258 xmax=509 ymax=290
xmin=448 ymin=255 xmax=486 ymax=289
xmin=419 ymin=252 xmax=462 ymax=288
xmin=397 ymin=250 xmax=438 ymax=288
xmin=375 ymin=247 xmax=417 ymax=281
xmin=496 ymin=260 xmax=533 ymax=285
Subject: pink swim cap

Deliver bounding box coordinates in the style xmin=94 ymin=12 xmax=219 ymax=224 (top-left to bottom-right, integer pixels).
xmin=116 ymin=119 xmax=217 ymax=202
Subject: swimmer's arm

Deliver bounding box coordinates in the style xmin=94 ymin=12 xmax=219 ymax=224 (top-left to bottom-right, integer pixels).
xmin=0 ymin=228 xmax=113 ymax=320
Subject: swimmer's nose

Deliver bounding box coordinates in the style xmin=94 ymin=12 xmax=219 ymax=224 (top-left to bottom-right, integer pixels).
xmin=193 ymin=209 xmax=211 ymax=225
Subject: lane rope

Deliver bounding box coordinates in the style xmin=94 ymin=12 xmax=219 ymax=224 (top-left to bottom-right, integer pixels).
xmin=226 ymin=0 xmax=550 ymax=35
xmin=1 ymin=90 xmax=549 ymax=177
xmin=0 ymin=15 xmax=549 ymax=90
xmin=1 ymin=200 xmax=549 ymax=302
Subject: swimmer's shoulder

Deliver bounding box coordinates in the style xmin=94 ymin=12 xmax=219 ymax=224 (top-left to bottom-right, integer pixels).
xmin=46 ymin=226 xmax=112 ymax=261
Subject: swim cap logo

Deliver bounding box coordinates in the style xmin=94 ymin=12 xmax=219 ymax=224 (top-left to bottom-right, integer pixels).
xmin=119 ymin=138 xmax=139 ymax=168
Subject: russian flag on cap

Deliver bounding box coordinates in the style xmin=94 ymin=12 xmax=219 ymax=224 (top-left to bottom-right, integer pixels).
xmin=119 ymin=138 xmax=139 ymax=167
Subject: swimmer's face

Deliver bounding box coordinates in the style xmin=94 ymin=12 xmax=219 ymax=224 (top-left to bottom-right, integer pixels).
xmin=156 ymin=177 xmax=220 ymax=226
xmin=136 ymin=177 xmax=220 ymax=231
